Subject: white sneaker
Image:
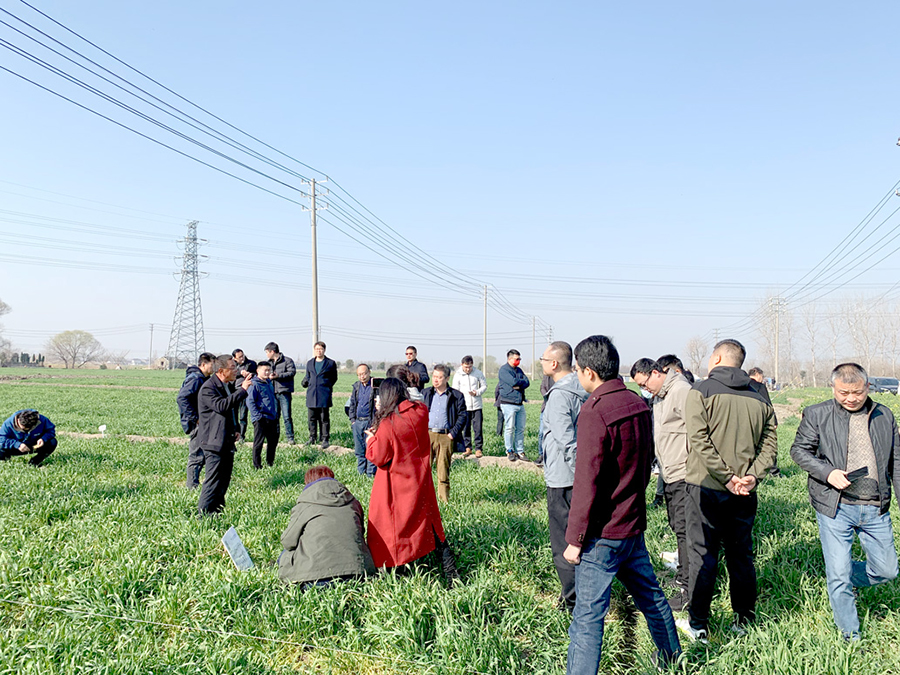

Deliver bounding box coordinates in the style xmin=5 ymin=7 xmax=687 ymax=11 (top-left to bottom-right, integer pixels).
xmin=675 ymin=618 xmax=708 ymax=644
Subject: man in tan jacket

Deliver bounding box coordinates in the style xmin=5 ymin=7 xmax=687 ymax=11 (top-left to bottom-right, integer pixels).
xmin=631 ymin=357 xmax=693 ymax=611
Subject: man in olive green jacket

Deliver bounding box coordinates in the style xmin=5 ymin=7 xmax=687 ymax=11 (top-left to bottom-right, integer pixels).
xmin=679 ymin=339 xmax=777 ymax=643
xmin=278 ymin=466 xmax=375 ymax=587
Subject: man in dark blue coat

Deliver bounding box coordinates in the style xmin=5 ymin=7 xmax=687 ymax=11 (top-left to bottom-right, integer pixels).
xmin=405 ymin=345 xmax=429 ymax=391
xmin=197 ymin=354 xmax=252 ymax=515
xmin=176 ymin=352 xmax=216 ymax=489
xmin=301 ymin=341 xmax=339 ymax=448
xmin=422 ymin=364 xmax=467 ymax=502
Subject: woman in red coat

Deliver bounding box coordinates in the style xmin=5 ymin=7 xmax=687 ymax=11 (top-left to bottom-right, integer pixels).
xmin=365 ymin=378 xmax=460 ymax=585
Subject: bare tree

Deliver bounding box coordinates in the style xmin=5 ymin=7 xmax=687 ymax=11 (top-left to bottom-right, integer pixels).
xmin=46 ymin=330 xmax=105 ymax=369
xmin=824 ymin=308 xmax=843 ymax=370
xmin=844 ymin=296 xmax=876 ymax=371
xmin=685 ymin=336 xmax=709 ymax=374
xmin=753 ymin=295 xmax=777 ymax=374
xmin=106 ymin=349 xmax=131 ymax=368
xmin=801 ymin=302 xmax=819 ymax=386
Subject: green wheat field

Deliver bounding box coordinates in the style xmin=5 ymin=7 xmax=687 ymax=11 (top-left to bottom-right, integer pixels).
xmin=1 ymin=369 xmax=900 ymax=674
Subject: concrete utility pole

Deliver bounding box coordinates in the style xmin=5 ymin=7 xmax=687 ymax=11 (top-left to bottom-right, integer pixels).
xmin=483 ymin=285 xmax=488 ymax=375
xmin=771 ymin=296 xmax=784 ymax=384
xmin=531 ymin=316 xmax=536 ymax=379
xmin=148 ymin=323 xmax=154 ymax=368
xmin=302 ymin=179 xmax=328 ymax=345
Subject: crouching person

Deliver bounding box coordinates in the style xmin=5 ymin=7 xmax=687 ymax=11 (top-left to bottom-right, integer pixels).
xmin=278 ymin=465 xmax=376 ymax=589
xmin=0 ymin=409 xmax=57 ymax=466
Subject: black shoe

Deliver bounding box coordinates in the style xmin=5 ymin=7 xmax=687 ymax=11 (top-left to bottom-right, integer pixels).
xmin=651 ymin=495 xmax=665 ymax=508
xmin=668 ymin=589 xmax=689 ymax=612
xmin=507 ymin=452 xmax=517 ymax=462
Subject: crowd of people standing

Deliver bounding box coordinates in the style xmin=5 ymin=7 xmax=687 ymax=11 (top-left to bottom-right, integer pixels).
xmin=164 ymin=334 xmax=900 ymax=673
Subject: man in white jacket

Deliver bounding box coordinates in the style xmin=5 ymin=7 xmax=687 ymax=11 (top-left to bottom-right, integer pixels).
xmin=452 ymin=355 xmax=488 ymax=458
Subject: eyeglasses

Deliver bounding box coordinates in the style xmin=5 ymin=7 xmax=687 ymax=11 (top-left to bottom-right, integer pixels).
xmin=633 ymin=375 xmax=652 ymax=391
xmin=539 ymin=357 xmax=554 ymax=363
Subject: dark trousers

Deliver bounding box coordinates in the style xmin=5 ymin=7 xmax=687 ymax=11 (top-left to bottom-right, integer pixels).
xmin=664 ymin=480 xmax=690 ymax=591
xmin=186 ymin=427 xmax=204 ymax=489
xmin=198 ymin=449 xmax=235 ymax=515
xmin=495 ymin=406 xmax=504 ymax=436
xmin=251 ymin=417 xmax=279 ymax=469
xmin=656 ymin=472 xmax=665 ymax=499
xmin=548 ymin=486 xmax=576 ymax=611
xmin=275 ymin=392 xmax=294 ymax=442
xmin=307 ymin=407 xmax=331 ymax=445
xmin=685 ymin=483 xmax=757 ymax=630
xmin=237 ymin=400 xmax=249 ymax=440
xmin=462 ymin=409 xmax=484 ymax=452
xmin=2 ymin=437 xmax=59 ymax=466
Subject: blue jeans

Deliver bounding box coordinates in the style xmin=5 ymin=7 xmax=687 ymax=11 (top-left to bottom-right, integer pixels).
xmin=352 ymin=418 xmax=376 ymax=477
xmin=567 ymin=533 xmax=680 ymax=675
xmin=816 ymin=503 xmax=899 ymax=638
xmin=275 ymin=392 xmax=295 ymax=442
xmin=500 ymin=403 xmax=526 ymax=456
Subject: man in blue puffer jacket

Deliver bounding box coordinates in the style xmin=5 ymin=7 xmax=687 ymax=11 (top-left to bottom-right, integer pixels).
xmin=0 ymin=409 xmax=57 ymax=466
xmin=176 ymin=352 xmax=216 ymax=489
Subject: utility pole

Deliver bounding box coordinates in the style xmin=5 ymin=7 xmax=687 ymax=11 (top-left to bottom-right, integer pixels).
xmin=531 ymin=316 xmax=536 ymax=380
xmin=302 ymin=179 xmax=328 ymax=345
xmin=483 ymin=285 xmax=488 ymax=375
xmin=771 ymin=296 xmax=784 ymax=385
xmin=148 ymin=323 xmax=154 ymax=368
xmin=713 ymin=328 xmax=720 ymax=344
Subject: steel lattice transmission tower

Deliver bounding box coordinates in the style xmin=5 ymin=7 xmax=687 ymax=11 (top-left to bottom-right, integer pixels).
xmin=166 ymin=220 xmax=206 ymax=368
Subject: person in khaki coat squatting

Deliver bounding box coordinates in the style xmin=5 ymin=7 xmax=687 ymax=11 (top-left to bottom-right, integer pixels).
xmin=630 ymin=357 xmax=693 ymax=612
xmin=790 ymin=363 xmax=900 ymax=641
xmin=278 ymin=465 xmax=376 ymax=589
xmin=679 ymin=339 xmax=776 ymax=643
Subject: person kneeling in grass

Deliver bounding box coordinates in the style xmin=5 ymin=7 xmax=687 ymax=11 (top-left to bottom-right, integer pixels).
xmin=0 ymin=409 xmax=57 ymax=466
xmin=278 ymin=465 xmax=376 ymax=589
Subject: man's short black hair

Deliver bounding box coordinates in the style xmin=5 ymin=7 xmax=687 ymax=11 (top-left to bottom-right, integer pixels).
xmin=256 ymin=360 xmax=271 ymax=369
xmin=748 ymin=367 xmax=764 ymax=378
xmin=832 ymin=363 xmax=867 ymax=386
xmin=656 ymin=354 xmax=684 ymax=373
xmin=265 ymin=342 xmax=279 ymax=353
xmin=548 ymin=341 xmax=573 ymax=370
xmin=630 ymin=358 xmax=660 ymax=379
xmin=314 ymin=341 xmax=326 ymax=350
xmin=198 ymin=352 xmax=216 ymax=366
xmin=357 ymin=363 xmax=370 ymax=371
xmin=433 ymin=363 xmax=451 ymax=378
xmin=713 ymin=339 xmax=746 ymax=367
xmin=461 ymin=355 xmax=474 ymax=365
xmin=232 ymin=349 xmax=244 ymax=357
xmin=507 ymin=349 xmax=521 ymax=358
xmin=406 ymin=346 xmax=417 ymax=355
xmin=16 ymin=409 xmax=40 ymax=431
xmin=574 ymin=335 xmax=619 ymax=381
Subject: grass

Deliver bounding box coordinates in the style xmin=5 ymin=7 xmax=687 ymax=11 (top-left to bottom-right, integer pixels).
xmin=1 ymin=373 xmax=900 ymax=673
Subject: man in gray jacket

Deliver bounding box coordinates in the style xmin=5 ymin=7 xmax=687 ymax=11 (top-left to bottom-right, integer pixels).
xmin=790 ymin=362 xmax=900 ymax=641
xmin=540 ymin=340 xmax=588 ymax=612
xmin=631 ymin=357 xmax=693 ymax=611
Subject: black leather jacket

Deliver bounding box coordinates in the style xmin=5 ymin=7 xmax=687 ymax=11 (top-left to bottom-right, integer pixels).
xmin=790 ymin=397 xmax=900 ymax=518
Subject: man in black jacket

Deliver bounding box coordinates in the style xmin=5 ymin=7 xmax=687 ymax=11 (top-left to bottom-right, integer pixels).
xmin=232 ymin=348 xmax=257 ymax=442
xmin=405 ymin=346 xmax=429 ymax=391
xmin=176 ymin=352 xmax=216 ymax=489
xmin=265 ymin=341 xmax=297 ymax=445
xmin=301 ymin=341 xmax=339 ymax=448
xmin=422 ymin=364 xmax=467 ymax=503
xmin=197 ymin=354 xmax=252 ymax=515
xmin=790 ymin=362 xmax=900 ymax=641
xmin=348 ymin=363 xmax=376 ymax=476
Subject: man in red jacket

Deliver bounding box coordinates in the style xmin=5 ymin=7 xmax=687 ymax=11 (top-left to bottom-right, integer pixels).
xmin=563 ymin=335 xmax=680 ymax=674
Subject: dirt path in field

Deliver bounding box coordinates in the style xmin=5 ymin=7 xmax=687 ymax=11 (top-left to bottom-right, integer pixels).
xmin=773 ymin=397 xmax=804 ymax=422
xmin=3 ymin=382 xmax=180 ymax=392
xmin=56 ymin=431 xmax=545 ymax=474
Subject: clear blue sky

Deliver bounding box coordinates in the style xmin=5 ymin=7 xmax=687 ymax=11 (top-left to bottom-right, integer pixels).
xmin=1 ymin=0 xmax=899 ymax=369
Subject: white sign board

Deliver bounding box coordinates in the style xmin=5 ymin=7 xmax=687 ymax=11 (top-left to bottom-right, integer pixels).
xmin=221 ymin=526 xmax=254 ymax=571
